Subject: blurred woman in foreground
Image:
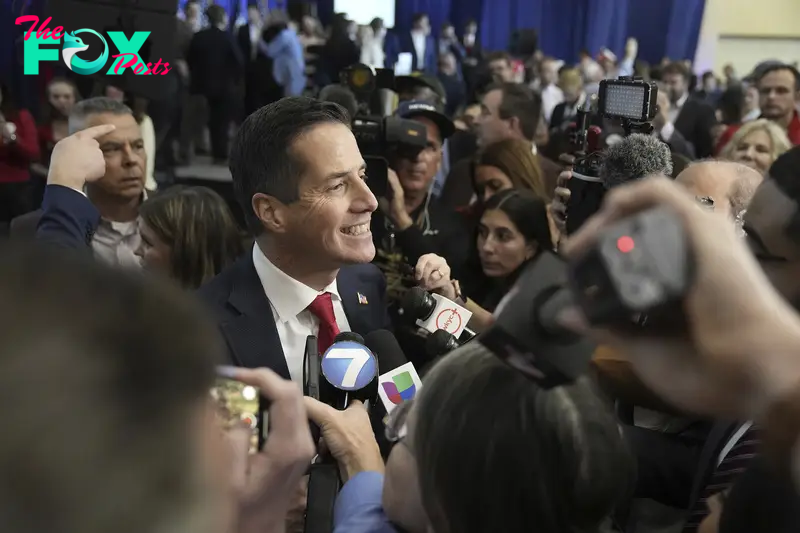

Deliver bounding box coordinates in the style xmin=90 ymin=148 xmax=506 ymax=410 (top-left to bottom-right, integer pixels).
xmin=136 ymin=186 xmax=244 ymax=289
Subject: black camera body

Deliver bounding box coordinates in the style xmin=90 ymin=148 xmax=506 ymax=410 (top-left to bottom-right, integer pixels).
xmin=566 ymin=77 xmax=659 ymax=235
xmin=341 ymin=64 xmax=427 ymax=198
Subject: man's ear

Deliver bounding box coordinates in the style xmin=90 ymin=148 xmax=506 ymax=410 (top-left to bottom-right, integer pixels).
xmin=525 ymin=242 xmax=538 ymax=261
xmin=252 ymin=193 xmax=289 ymax=234
xmin=507 ymin=115 xmax=521 ymax=136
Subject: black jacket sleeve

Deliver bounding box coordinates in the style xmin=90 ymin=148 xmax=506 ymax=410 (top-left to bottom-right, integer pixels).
xmin=393 ymin=209 xmax=472 ymax=278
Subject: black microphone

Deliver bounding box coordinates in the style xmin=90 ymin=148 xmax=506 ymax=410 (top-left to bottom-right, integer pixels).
xmin=567 ymin=133 xmax=673 ymax=235
xmin=318 ymin=331 xmax=377 ymax=410
xmin=425 ymin=328 xmax=460 ymax=356
xmin=304 ymin=335 xmax=320 ymax=400
xmin=306 ymin=332 xmax=371 ymax=533
xmin=601 ymin=133 xmax=673 ymax=188
xmin=401 ymin=287 xmax=475 ymax=338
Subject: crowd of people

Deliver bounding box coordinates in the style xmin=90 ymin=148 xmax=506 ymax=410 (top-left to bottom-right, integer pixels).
xmin=1 ymin=3 xmax=800 ymax=533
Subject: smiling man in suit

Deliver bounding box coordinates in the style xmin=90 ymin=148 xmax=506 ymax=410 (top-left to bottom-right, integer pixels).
xmin=198 ymin=97 xmax=391 ymax=382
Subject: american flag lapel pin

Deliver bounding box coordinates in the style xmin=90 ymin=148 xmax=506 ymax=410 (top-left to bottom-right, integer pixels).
xmin=357 ymin=292 xmax=369 ymax=305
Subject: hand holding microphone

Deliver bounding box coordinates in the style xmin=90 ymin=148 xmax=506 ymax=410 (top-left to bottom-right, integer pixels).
xmin=551 ymin=153 xmax=575 ymax=236
xmin=414 ymin=253 xmax=452 ymax=293
xmin=303 ymin=398 xmax=384 ymax=482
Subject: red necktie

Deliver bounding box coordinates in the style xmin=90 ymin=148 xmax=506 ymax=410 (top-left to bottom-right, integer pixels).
xmin=307 ymin=292 xmax=340 ymax=354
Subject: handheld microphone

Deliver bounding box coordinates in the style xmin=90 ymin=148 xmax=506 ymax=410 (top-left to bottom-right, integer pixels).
xmin=425 ymin=328 xmax=461 ymax=356
xmin=304 ymin=335 xmax=320 ymax=400
xmin=401 ymin=286 xmax=473 ymax=337
xmin=319 ymin=332 xmax=378 ymax=409
xmin=364 ymin=330 xmax=423 ymax=416
xmin=567 ymin=133 xmax=673 ymax=235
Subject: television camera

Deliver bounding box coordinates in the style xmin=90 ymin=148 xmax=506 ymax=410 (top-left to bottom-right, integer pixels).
xmin=341 ymin=64 xmax=427 ymax=198
xmin=566 ymin=77 xmax=659 ymax=235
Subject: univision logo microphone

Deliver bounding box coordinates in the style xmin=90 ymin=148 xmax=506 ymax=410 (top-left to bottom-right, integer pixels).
xmin=320 ymin=341 xmax=378 ymax=391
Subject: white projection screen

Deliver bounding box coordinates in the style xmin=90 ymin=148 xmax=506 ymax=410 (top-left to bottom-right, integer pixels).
xmin=333 ymin=0 xmax=396 ymax=27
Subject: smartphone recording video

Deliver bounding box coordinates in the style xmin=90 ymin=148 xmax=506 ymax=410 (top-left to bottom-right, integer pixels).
xmin=210 ymin=375 xmax=267 ymax=453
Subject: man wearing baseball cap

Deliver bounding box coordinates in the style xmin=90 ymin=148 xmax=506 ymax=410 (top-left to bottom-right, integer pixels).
xmin=370 ymin=99 xmax=471 ymax=362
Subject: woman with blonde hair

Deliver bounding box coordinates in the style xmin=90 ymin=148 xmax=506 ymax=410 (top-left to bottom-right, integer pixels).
xmin=719 ymin=118 xmax=791 ymax=175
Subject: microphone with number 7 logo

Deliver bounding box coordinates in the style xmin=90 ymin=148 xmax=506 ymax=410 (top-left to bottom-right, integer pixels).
xmin=319 ymin=332 xmax=379 ymax=409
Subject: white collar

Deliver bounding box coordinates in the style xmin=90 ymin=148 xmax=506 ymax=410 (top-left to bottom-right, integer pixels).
xmin=252 ymin=244 xmax=341 ymax=323
xmin=675 ymin=92 xmax=689 ymax=109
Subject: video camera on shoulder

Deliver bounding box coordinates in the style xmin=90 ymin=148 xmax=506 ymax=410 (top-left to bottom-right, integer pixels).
xmin=566 ymin=77 xmax=659 ymax=235
xmin=341 ymin=64 xmax=427 ymax=198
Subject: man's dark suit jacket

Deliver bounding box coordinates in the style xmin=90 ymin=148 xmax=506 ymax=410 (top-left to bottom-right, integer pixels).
xmin=396 ymin=31 xmax=437 ymax=76
xmin=29 ymin=185 xmax=100 ymax=249
xmin=236 ymin=23 xmax=283 ymax=113
xmin=197 ymin=251 xmax=393 ymax=377
xmin=674 ymin=98 xmax=718 ymax=159
xmin=187 ymin=27 xmax=244 ymax=97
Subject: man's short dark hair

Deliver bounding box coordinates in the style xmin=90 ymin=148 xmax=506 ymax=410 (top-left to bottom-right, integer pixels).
xmin=230 ymin=97 xmax=351 ymax=235
xmin=769 ymin=145 xmax=800 ymax=202
xmin=318 ymin=84 xmax=358 ymax=120
xmin=486 ymin=82 xmax=542 ymax=141
xmin=661 ymin=61 xmax=691 ymax=80
xmin=68 ymin=97 xmax=132 ymax=134
xmin=412 ymin=12 xmax=428 ymax=26
xmin=369 ymin=17 xmax=384 ymax=32
xmin=0 ymin=243 xmax=219 ymax=533
xmin=485 ymin=51 xmax=512 ymax=65
xmin=757 ymin=64 xmax=800 ymax=91
xmin=767 ymin=146 xmax=800 ymax=243
xmin=206 ymin=4 xmax=226 ymax=25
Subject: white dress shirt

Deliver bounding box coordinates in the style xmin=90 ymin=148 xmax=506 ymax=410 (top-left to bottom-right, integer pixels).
xmin=252 ymin=244 xmax=351 ymax=383
xmin=541 ymin=83 xmax=564 ymax=124
xmin=668 ymin=92 xmax=689 ymax=125
xmin=249 ymin=23 xmax=263 ymax=60
xmin=411 ymin=30 xmax=426 ymax=69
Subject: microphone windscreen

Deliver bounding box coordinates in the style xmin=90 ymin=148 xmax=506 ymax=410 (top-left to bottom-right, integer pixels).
xmin=600 ymin=133 xmax=673 ymax=189
xmin=364 ymin=330 xmax=408 ymax=374
xmin=335 ymin=331 xmax=364 ymax=344
xmin=400 ymin=286 xmax=430 ymax=319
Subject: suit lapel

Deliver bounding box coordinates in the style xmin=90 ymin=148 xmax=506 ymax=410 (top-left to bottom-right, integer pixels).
xmin=221 ymin=256 xmax=291 ymax=379
xmin=338 ymin=267 xmax=370 ymax=337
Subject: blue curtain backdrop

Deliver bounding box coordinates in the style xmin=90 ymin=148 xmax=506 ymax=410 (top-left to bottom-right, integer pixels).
xmin=477 ymin=0 xmax=706 ymax=64
xmin=1 ymin=0 xmax=706 ymax=110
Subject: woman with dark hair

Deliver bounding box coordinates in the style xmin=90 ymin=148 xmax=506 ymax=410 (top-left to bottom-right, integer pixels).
xmin=429 ymin=189 xmax=553 ymax=330
xmin=135 ymin=186 xmax=244 ymax=289
xmin=0 ymin=81 xmax=40 ymax=224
